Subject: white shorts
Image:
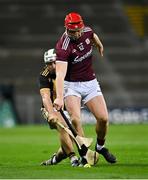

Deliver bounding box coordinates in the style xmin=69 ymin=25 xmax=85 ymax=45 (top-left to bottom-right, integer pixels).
xmin=64 ymin=79 xmax=102 ymax=105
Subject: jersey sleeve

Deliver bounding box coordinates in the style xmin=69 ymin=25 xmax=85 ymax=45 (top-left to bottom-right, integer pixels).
xmin=38 ymin=75 xmax=50 ymax=89
xmin=56 ymin=34 xmax=71 ymax=62
xmin=56 ymin=48 xmax=69 ymax=62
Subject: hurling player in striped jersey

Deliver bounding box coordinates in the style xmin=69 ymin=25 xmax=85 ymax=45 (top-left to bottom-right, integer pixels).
xmin=54 ymin=12 xmax=117 ymax=166
xmin=39 ymin=49 xmax=79 ymax=167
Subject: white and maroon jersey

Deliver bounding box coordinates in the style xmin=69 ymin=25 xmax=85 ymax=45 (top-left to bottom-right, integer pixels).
xmin=56 ymin=26 xmax=96 ymax=82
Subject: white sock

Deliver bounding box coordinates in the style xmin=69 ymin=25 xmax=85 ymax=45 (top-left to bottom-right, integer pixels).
xmin=96 ymin=144 xmax=104 ymax=151
xmin=70 ymin=155 xmax=78 ymax=163
xmin=52 ymin=155 xmax=57 ymax=164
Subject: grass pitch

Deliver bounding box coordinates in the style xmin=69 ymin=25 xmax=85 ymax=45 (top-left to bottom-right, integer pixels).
xmin=0 ymin=124 xmax=148 ymax=179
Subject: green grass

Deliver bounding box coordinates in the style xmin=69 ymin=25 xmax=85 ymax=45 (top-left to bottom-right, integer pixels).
xmin=0 ymin=124 xmax=148 ymax=179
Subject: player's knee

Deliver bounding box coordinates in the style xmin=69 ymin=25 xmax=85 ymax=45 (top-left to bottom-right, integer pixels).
xmin=71 ymin=116 xmax=80 ymax=129
xmin=71 ymin=115 xmax=80 ymax=123
xmin=48 ymin=119 xmax=57 ymax=129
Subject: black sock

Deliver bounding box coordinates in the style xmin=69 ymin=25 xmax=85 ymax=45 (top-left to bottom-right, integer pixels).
xmin=56 ymin=146 xmax=67 ymax=163
xmin=97 ymin=138 xmax=105 ymax=146
xmin=78 ymin=144 xmax=88 ymax=156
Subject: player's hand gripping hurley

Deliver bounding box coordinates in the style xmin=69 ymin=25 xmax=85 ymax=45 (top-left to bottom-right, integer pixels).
xmin=41 ymin=107 xmax=99 ymax=165
xmin=41 ymin=107 xmax=93 ymax=149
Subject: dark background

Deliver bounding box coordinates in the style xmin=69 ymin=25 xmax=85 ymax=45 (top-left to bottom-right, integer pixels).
xmin=0 ymin=0 xmax=148 ymax=124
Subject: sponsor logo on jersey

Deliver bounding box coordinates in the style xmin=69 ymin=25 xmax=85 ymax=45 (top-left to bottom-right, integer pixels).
xmin=72 ymin=48 xmax=92 ymax=64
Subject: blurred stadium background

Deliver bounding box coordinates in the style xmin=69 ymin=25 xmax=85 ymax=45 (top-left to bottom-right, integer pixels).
xmin=0 ymin=0 xmax=148 ymax=127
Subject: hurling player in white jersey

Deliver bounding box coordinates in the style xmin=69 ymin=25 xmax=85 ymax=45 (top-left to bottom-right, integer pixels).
xmin=54 ymin=12 xmax=117 ymax=165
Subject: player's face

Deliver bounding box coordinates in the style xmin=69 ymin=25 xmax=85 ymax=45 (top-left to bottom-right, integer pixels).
xmin=47 ymin=61 xmax=56 ymax=72
xmin=67 ymin=29 xmax=83 ymax=40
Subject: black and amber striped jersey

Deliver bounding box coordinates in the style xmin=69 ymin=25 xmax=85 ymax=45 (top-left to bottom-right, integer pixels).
xmin=38 ymin=66 xmax=56 ymax=102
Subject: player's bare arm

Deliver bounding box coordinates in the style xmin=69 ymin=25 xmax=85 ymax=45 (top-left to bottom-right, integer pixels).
xmin=92 ymin=33 xmax=104 ymax=57
xmin=40 ymin=88 xmax=58 ymax=126
xmin=54 ymin=61 xmax=68 ymax=110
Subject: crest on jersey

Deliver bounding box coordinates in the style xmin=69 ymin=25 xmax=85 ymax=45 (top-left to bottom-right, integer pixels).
xmin=77 ymin=43 xmax=84 ymax=51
